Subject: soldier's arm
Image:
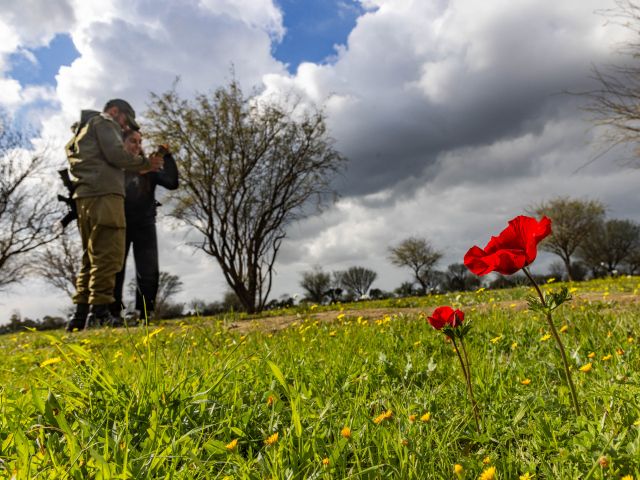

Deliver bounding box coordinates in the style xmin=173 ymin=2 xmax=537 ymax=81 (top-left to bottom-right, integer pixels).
xmin=94 ymin=119 xmax=152 ymax=172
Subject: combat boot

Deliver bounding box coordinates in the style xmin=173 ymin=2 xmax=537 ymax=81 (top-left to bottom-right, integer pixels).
xmin=66 ymin=303 xmax=89 ymax=332
xmin=86 ymin=304 xmax=124 ymax=329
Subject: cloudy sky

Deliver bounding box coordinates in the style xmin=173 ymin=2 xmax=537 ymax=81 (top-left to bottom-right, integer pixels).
xmin=1 ymin=0 xmax=638 ymax=322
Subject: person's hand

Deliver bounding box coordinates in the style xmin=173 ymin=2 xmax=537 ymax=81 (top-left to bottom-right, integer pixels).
xmin=148 ymin=154 xmax=164 ymax=172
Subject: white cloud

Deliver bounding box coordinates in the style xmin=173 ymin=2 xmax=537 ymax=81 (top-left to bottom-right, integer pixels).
xmin=3 ymin=0 xmax=640 ymax=323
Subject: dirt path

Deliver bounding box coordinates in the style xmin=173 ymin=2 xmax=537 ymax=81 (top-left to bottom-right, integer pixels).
xmin=227 ymin=291 xmax=638 ymax=334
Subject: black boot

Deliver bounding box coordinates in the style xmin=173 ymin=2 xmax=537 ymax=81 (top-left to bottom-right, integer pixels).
xmin=66 ymin=303 xmax=89 ymax=332
xmin=86 ymin=304 xmax=124 ymax=329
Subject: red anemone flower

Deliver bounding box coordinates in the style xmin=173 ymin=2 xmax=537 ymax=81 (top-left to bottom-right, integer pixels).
xmin=464 ymin=215 xmax=551 ymax=276
xmin=428 ymin=306 xmax=465 ymax=330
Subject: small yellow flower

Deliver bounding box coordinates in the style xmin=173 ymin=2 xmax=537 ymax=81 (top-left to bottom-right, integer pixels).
xmin=579 ymin=363 xmax=592 ymax=373
xmin=413 ymin=341 xmax=422 ymax=347
xmin=546 ymin=277 xmax=556 ymax=284
xmin=621 ymin=475 xmax=633 ymax=480
xmin=602 ymin=354 xmax=613 ymax=361
xmin=225 ymin=439 xmax=238 ymax=451
xmin=634 ymin=419 xmax=640 ymax=426
xmin=420 ymin=412 xmax=431 ymax=422
xmin=540 ymin=334 xmax=552 ymax=342
xmin=616 ymin=348 xmax=625 ymax=355
xmin=340 ymin=426 xmax=351 ymax=439
xmin=408 ymin=414 xmax=417 ymax=423
xmin=628 ymin=336 xmax=634 ymax=343
xmin=373 ymin=410 xmax=393 ymax=424
xmin=607 ymin=331 xmax=613 ymax=338
xmin=559 ymin=325 xmax=569 ymax=333
xmin=454 ymin=464 xmax=464 ymax=475
xmin=519 ymin=473 xmax=534 ymax=480
xmin=337 ymin=313 xmax=345 ymax=320
xmin=482 ymin=456 xmax=491 ymax=465
xmin=264 ymin=432 xmax=279 ymax=446
xmin=329 ymin=331 xmax=337 ymax=337
xmin=310 ymin=304 xmax=318 ymax=310
xmin=479 ymin=466 xmax=496 ymax=480
xmin=587 ymin=352 xmax=596 ymax=359
xmin=322 ymin=457 xmax=330 ymax=466
xmin=490 ymin=335 xmax=502 ymax=344
xmin=40 ymin=357 xmax=62 ymax=367
xmin=476 ymin=287 xmax=486 ymax=293
xmin=520 ymin=378 xmax=531 ymax=385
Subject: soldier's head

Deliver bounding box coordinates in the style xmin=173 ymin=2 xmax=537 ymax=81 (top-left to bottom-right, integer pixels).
xmin=103 ymin=99 xmax=140 ymax=132
xmin=123 ymin=129 xmax=142 ymax=156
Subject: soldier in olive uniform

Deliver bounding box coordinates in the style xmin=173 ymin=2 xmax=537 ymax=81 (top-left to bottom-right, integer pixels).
xmin=65 ymin=99 xmax=164 ymax=331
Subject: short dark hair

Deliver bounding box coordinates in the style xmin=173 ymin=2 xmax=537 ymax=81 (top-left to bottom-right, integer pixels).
xmin=103 ymin=99 xmax=135 ymax=115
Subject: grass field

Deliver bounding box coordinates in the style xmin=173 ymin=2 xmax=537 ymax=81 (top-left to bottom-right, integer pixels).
xmin=1 ymin=277 xmax=639 ymax=479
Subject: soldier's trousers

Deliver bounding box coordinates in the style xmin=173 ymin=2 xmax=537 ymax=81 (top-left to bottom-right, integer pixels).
xmin=72 ymin=194 xmax=126 ymax=306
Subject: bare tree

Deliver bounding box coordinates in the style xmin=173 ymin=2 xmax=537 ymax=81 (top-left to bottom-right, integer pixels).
xmin=531 ymin=197 xmax=605 ymax=281
xmin=0 ymin=115 xmax=59 ymax=289
xmin=578 ymin=218 xmax=640 ymax=276
xmin=300 ymin=266 xmax=331 ymax=303
xmin=443 ymin=263 xmax=481 ymax=292
xmin=128 ymin=271 xmax=183 ymax=319
xmin=585 ymin=1 xmax=640 ymax=162
xmin=388 ymin=237 xmax=443 ymax=294
xmin=338 ymin=266 xmax=377 ymax=298
xmin=33 ymin=230 xmax=81 ymax=297
xmin=146 ymin=80 xmax=345 ymax=313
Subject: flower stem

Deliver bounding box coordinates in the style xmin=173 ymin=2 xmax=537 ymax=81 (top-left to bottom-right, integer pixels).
xmin=522 ymin=267 xmax=580 ymax=415
xmin=459 ymin=336 xmax=482 ymax=433
xmin=452 ymin=337 xmax=482 ymax=433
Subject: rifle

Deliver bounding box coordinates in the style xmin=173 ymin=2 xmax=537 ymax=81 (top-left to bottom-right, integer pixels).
xmin=58 ymin=168 xmax=78 ymax=229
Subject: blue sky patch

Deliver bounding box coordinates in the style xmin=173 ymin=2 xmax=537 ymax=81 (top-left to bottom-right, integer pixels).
xmin=8 ymin=33 xmax=79 ymax=87
xmin=274 ymin=0 xmax=365 ymax=72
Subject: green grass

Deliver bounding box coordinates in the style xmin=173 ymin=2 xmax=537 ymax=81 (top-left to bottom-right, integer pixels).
xmin=1 ymin=277 xmax=639 ymax=479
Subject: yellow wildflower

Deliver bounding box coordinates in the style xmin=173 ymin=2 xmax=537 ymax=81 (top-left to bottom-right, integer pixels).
xmin=520 ymin=378 xmax=531 ymax=385
xmin=409 ymin=414 xmax=417 ymax=423
xmin=546 ymin=277 xmax=556 ymax=284
xmin=225 ymin=439 xmax=238 ymax=451
xmin=579 ymin=363 xmax=592 ymax=373
xmin=634 ymin=419 xmax=640 ymax=426
xmin=559 ymin=325 xmax=568 ymax=333
xmin=607 ymin=331 xmax=613 ymax=338
xmin=322 ymin=457 xmax=329 ymax=466
xmin=511 ymin=342 xmax=518 ymax=350
xmin=519 ymin=473 xmax=534 ymax=480
xmin=479 ymin=466 xmax=496 ymax=480
xmin=628 ymin=336 xmax=635 ymax=343
xmin=40 ymin=357 xmax=62 ymax=367
xmin=587 ymin=352 xmax=596 ymax=359
xmin=482 ymin=456 xmax=491 ymax=465
xmin=602 ymin=354 xmax=613 ymax=361
xmin=476 ymin=287 xmax=486 ymax=293
xmin=414 ymin=341 xmax=422 ymax=347
xmin=621 ymin=475 xmax=633 ymax=480
xmin=264 ymin=432 xmax=279 ymax=446
xmin=540 ymin=334 xmax=551 ymax=342
xmin=454 ymin=464 xmax=464 ymax=475
xmin=310 ymin=304 xmax=318 ymax=310
xmin=420 ymin=412 xmax=431 ymax=422
xmin=373 ymin=410 xmax=393 ymax=424
xmin=340 ymin=426 xmax=351 ymax=438
xmin=329 ymin=331 xmax=337 ymax=337
xmin=337 ymin=313 xmax=345 ymax=320
xmin=490 ymin=335 xmax=502 ymax=344
xmin=616 ymin=348 xmax=625 ymax=355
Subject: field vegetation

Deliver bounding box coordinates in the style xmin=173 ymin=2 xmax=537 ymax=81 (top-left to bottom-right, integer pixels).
xmin=1 ymin=276 xmax=639 ymax=479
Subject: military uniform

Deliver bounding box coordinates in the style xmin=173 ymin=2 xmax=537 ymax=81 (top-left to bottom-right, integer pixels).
xmin=66 ymin=109 xmax=152 ymax=310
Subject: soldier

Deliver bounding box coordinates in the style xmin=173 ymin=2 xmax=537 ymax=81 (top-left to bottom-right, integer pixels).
xmin=65 ymin=99 xmax=163 ymax=331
